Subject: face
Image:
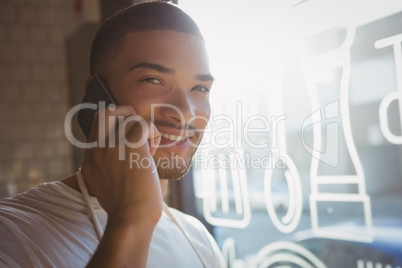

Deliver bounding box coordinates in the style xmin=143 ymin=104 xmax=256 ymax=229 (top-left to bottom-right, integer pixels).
xmin=105 ymin=31 xmax=213 ymax=180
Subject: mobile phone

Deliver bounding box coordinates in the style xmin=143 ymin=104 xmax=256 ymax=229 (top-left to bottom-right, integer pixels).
xmin=77 ymin=75 xmax=118 ymax=139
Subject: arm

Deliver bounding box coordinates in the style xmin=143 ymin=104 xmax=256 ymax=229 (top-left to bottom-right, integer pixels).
xmin=81 ymin=105 xmax=162 ymax=267
xmin=87 ymin=217 xmax=154 ymax=267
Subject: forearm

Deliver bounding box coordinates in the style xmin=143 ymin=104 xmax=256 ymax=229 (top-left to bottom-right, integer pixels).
xmin=81 ymin=107 xmax=163 ymax=267
xmin=87 ymin=219 xmax=155 ymax=268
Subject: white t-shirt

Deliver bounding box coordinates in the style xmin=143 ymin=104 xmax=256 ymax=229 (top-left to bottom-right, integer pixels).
xmin=0 ymin=181 xmax=225 ymax=268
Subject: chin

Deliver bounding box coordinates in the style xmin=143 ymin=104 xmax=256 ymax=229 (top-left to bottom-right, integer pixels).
xmin=153 ymin=149 xmax=195 ymax=180
xmin=157 ymin=163 xmax=192 ymax=181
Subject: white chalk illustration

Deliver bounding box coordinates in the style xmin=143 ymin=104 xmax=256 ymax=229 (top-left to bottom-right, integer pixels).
xmin=375 ymin=34 xmax=402 ymax=144
xmin=298 ymin=27 xmax=373 ymax=243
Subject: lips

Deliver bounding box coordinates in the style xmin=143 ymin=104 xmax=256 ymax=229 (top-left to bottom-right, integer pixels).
xmin=156 ymin=125 xmax=194 ymax=139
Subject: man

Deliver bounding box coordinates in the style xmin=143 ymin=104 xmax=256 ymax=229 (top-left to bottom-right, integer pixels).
xmin=0 ymin=2 xmax=225 ymax=267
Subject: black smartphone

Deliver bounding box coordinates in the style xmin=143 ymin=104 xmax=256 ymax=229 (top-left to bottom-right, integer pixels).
xmin=77 ymin=75 xmax=118 ymax=139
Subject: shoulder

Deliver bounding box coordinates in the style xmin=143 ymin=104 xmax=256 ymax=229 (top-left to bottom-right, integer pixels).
xmin=0 ymin=181 xmax=94 ymax=236
xmin=0 ymin=182 xmax=101 ymax=267
xmin=0 ymin=181 xmax=79 ymax=236
xmin=0 ymin=181 xmax=87 ymax=213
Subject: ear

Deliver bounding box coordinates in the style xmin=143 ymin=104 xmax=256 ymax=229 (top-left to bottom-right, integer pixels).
xmin=84 ymin=75 xmax=93 ymax=91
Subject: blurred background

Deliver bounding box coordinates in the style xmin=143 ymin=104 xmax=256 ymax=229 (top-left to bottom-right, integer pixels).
xmin=1 ymin=0 xmax=401 ymax=267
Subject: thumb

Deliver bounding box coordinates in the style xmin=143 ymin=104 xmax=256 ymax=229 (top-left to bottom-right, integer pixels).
xmin=148 ymin=122 xmax=161 ymax=156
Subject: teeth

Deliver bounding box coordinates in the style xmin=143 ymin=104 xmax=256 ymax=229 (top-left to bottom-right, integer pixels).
xmin=161 ymin=132 xmax=186 ymax=141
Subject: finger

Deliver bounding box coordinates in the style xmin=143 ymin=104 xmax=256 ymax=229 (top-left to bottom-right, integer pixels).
xmin=148 ymin=121 xmax=161 ymax=156
xmin=148 ymin=136 xmax=161 ymax=156
xmin=118 ymin=117 xmax=161 ymax=154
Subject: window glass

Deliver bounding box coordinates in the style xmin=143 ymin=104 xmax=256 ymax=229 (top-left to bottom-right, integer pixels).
xmin=181 ymin=1 xmax=402 ymax=267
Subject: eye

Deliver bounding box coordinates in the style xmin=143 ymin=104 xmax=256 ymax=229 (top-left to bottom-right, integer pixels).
xmin=141 ymin=77 xmax=162 ymax=84
xmin=192 ymin=85 xmax=210 ymax=93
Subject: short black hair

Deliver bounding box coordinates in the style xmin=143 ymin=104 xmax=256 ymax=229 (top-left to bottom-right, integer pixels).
xmin=89 ymin=1 xmax=204 ymax=75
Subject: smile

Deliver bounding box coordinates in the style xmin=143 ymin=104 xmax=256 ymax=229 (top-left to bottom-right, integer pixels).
xmin=160 ymin=132 xmax=188 ymax=142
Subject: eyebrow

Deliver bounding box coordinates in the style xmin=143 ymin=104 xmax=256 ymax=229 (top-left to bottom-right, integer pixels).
xmin=129 ymin=61 xmax=214 ymax=82
xmin=196 ymin=74 xmax=215 ymax=82
xmin=128 ymin=62 xmax=175 ymax=74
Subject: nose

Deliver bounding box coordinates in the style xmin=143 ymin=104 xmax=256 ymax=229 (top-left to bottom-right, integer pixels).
xmin=159 ymin=90 xmax=196 ymax=127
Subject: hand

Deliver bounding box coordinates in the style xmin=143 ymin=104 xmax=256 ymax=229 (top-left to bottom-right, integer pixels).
xmin=81 ymin=105 xmax=162 ymax=226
